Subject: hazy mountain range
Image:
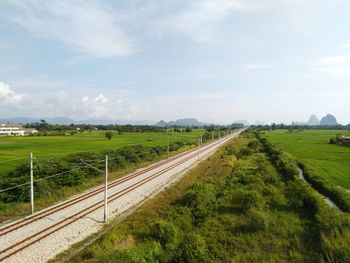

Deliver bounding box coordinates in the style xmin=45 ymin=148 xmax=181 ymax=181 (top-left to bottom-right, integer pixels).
xmin=155 ymin=118 xmax=208 ymax=127
xmin=155 ymin=118 xmax=258 ymax=127
xmin=0 ymin=117 xmax=153 ymax=125
xmin=0 ymin=115 xmax=345 ymax=126
xmin=306 ymin=114 xmax=339 ymax=126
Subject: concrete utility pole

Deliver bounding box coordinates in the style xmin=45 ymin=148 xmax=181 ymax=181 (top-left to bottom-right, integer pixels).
xmin=104 ymin=155 xmax=108 ymax=223
xmin=198 ymin=138 xmax=200 ymax=161
xmin=30 ymin=152 xmax=34 ymax=214
xmin=167 ymin=134 xmax=170 ymax=159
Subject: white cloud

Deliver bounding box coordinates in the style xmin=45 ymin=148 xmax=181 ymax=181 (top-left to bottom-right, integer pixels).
xmin=319 ymin=55 xmax=350 ymax=65
xmin=243 ymin=63 xmax=272 ymax=70
xmin=73 ymin=94 xmax=108 ymax=118
xmin=10 ymin=77 xmax=63 ymax=89
xmin=9 ymin=1 xmax=137 ymax=58
xmin=0 ymin=81 xmax=25 ymax=106
xmin=154 ymin=0 xmax=261 ymax=43
xmin=341 ymin=43 xmax=350 ymax=48
xmin=316 ymin=67 xmax=350 ymax=76
xmin=317 ymin=55 xmax=350 ymax=75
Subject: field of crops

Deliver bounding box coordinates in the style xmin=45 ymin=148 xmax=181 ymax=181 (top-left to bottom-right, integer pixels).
xmin=264 ymin=129 xmax=350 ymax=189
xmin=0 ymin=130 xmax=204 ymax=178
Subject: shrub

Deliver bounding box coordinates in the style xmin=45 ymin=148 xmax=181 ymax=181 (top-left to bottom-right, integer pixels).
xmin=231 ymin=189 xmax=266 ymax=212
xmin=105 ymin=131 xmax=114 ymax=140
xmin=246 ymin=208 xmax=270 ymax=232
xmin=177 ymin=233 xmax=209 ymax=263
xmin=179 ymin=182 xmax=218 ymax=221
xmin=150 ymin=220 xmax=179 ymax=249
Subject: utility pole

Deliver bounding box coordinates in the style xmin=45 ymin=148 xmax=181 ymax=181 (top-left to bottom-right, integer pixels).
xmin=212 ymin=131 xmax=214 ymax=141
xmin=167 ymin=134 xmax=170 ymax=159
xmin=219 ymin=131 xmax=221 ymax=145
xmin=198 ymin=137 xmax=200 ymax=161
xmin=30 ymin=152 xmax=34 ymax=214
xmin=104 ymin=155 xmax=108 ymax=223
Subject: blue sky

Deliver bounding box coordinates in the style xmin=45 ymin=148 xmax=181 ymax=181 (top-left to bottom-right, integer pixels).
xmin=0 ymin=0 xmax=350 ymax=124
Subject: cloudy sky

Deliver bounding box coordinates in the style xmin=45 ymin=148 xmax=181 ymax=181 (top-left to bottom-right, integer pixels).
xmin=0 ymin=0 xmax=350 ymax=124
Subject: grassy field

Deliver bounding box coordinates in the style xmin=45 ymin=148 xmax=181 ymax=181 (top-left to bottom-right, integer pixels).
xmin=264 ymin=129 xmax=350 ymax=189
xmin=0 ymin=130 xmax=204 ymax=178
xmin=62 ymin=131 xmax=350 ymax=262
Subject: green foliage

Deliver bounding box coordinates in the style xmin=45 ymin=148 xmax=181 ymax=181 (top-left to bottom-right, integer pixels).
xmin=263 ymin=129 xmax=350 ymax=189
xmin=0 ymin=129 xmax=203 ymax=178
xmin=0 ymin=142 xmax=194 ymax=214
xmin=105 ymin=131 xmax=114 ymax=140
xmin=177 ymin=233 xmax=209 ymax=263
xmin=150 ymin=220 xmax=179 ymax=249
xmin=68 ymin=131 xmax=350 ymax=263
xmin=259 ymin=130 xmax=350 ymax=212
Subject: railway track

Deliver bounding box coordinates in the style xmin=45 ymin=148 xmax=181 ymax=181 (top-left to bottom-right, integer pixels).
xmin=0 ymin=143 xmax=201 ymax=237
xmin=0 ymin=133 xmax=238 ymax=262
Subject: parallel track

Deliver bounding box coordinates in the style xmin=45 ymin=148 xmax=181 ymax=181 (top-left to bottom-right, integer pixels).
xmin=0 ymin=134 xmax=234 ymax=261
xmin=0 ymin=144 xmax=201 ymax=236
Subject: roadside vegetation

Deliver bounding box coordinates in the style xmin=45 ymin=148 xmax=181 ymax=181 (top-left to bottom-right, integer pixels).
xmin=0 ymin=130 xmax=204 ymax=178
xmin=0 ymin=129 xmax=228 ymax=222
xmin=262 ymin=130 xmax=350 ymax=212
xmin=66 ymin=130 xmax=350 ymax=263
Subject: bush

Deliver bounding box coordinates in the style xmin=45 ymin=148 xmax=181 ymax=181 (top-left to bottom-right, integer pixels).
xmin=105 ymin=131 xmax=114 ymax=140
xmin=179 ymin=182 xmax=218 ymax=221
xmin=150 ymin=220 xmax=179 ymax=249
xmin=231 ymin=189 xmax=266 ymax=212
xmin=246 ymin=208 xmax=270 ymax=232
xmin=177 ymin=233 xmax=209 ymax=263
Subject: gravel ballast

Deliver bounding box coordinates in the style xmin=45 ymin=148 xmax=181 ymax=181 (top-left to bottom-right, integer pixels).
xmin=0 ymin=131 xmax=241 ymax=263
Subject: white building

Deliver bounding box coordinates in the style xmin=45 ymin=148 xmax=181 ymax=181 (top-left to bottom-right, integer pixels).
xmin=0 ymin=123 xmax=37 ymax=136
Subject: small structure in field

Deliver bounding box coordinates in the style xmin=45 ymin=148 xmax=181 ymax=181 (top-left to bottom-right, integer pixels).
xmin=0 ymin=122 xmax=37 ymax=136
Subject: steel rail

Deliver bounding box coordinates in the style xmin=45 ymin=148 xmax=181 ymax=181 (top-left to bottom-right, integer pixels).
xmin=0 ymin=138 xmax=217 ymax=236
xmin=0 ymin=136 xmax=232 ymax=261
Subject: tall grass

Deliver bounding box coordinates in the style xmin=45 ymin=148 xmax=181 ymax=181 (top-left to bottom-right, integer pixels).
xmin=62 ymin=130 xmax=350 ymax=263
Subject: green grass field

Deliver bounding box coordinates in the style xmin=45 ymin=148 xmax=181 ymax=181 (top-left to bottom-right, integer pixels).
xmin=0 ymin=130 xmax=204 ymax=178
xmin=264 ymin=129 xmax=350 ymax=189
xmin=65 ymin=131 xmax=350 ymax=263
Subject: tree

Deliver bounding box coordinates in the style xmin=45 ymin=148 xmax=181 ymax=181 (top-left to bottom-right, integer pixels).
xmin=105 ymin=131 xmax=114 ymax=140
xmin=185 ymin=126 xmax=192 ymax=132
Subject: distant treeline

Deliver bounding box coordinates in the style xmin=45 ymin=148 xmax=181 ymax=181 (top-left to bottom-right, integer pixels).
xmin=24 ymin=120 xmax=166 ymax=133
xmin=253 ymin=123 xmax=350 ymax=131
xmin=24 ymin=120 xmax=239 ymax=133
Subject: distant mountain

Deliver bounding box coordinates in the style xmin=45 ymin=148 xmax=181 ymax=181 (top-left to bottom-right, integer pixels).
xmin=78 ymin=119 xmax=153 ymax=125
xmin=320 ymin=114 xmax=339 ymax=126
xmin=154 ymin=120 xmax=168 ymax=127
xmin=307 ymin=115 xmax=320 ymax=126
xmin=154 ymin=118 xmax=207 ymax=127
xmin=233 ymin=120 xmax=250 ymax=126
xmin=0 ymin=117 xmax=153 ymax=125
xmin=0 ymin=117 xmax=75 ymax=125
